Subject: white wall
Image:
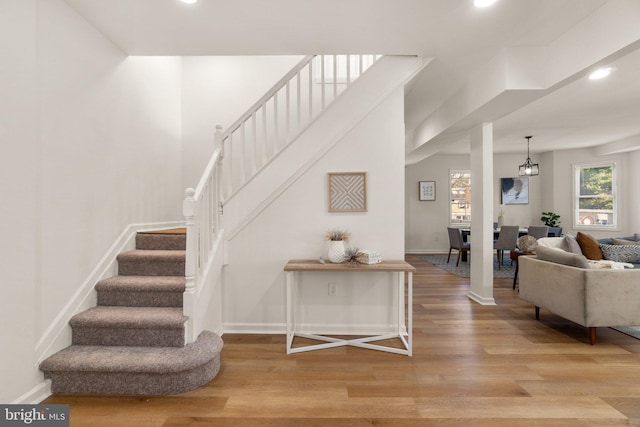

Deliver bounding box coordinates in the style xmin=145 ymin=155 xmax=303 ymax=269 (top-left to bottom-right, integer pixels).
xmin=0 ymin=0 xmax=40 ymax=405
xmin=181 ymin=56 xmax=303 ymax=190
xmin=223 ymin=88 xmax=406 ymax=333
xmin=0 ymin=0 xmax=182 ymax=403
xmin=405 ymin=154 xmax=469 ymax=252
xmin=494 ymin=153 xmax=542 ymax=229
xmin=405 ymin=153 xmax=542 ymax=252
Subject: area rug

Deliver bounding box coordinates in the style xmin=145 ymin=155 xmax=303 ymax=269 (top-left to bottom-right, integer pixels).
xmin=611 ymin=326 xmax=640 ymax=340
xmin=421 ymin=254 xmax=516 ymax=279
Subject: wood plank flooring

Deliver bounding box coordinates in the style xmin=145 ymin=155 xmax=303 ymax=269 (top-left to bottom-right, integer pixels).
xmin=43 ymin=254 xmax=640 ymax=426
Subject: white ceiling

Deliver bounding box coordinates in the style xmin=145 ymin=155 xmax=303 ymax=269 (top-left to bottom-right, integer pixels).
xmin=63 ymin=0 xmax=640 ymax=159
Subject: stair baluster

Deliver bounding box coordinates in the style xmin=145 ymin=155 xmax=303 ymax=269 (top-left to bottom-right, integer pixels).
xmin=219 ymin=54 xmax=380 ymax=202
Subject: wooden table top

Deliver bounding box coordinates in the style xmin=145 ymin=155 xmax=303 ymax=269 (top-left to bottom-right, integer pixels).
xmin=509 ymin=250 xmax=535 ymax=260
xmin=284 ymin=259 xmax=416 ymax=272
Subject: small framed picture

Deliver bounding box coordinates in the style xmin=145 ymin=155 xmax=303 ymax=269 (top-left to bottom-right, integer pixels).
xmin=328 ymin=172 xmax=367 ymax=212
xmin=419 ymin=181 xmax=436 ymax=201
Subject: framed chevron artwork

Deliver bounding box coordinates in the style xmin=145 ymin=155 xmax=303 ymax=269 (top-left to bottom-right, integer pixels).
xmin=328 ymin=172 xmax=367 ymax=213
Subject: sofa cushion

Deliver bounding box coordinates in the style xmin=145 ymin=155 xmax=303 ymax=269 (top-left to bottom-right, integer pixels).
xmin=564 ymin=234 xmax=583 ymax=254
xmin=598 ymin=237 xmax=615 ymax=245
xmin=535 ymin=246 xmax=590 ymax=269
xmin=613 ymin=238 xmax=640 ymax=245
xmin=576 ymin=232 xmax=603 ymax=260
xmin=600 ymin=244 xmax=640 ymax=264
xmin=537 ymin=237 xmax=568 ymax=250
xmin=598 ymin=235 xmax=639 ymax=245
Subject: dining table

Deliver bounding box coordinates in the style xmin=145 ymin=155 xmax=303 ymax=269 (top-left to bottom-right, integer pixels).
xmin=459 ymin=227 xmax=529 ymax=262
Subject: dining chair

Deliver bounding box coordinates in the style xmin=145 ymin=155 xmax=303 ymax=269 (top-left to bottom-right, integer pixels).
xmin=447 ymin=227 xmax=471 ymax=267
xmin=493 ymin=225 xmax=519 ymax=269
xmin=547 ymin=227 xmax=563 ymax=237
xmin=527 ymin=225 xmax=549 ymax=240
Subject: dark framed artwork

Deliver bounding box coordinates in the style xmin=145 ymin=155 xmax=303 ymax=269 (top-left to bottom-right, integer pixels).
xmin=419 ymin=181 xmax=436 ymax=201
xmin=500 ymin=177 xmax=529 ymax=205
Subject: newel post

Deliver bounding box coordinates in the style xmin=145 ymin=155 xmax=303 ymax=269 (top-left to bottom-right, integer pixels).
xmin=183 ymin=187 xmax=197 ymax=288
xmin=183 ymin=187 xmax=197 ymax=343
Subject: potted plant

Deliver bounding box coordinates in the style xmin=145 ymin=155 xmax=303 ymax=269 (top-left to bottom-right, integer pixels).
xmin=324 ymin=229 xmax=351 ymax=263
xmin=540 ymin=212 xmax=562 ymax=236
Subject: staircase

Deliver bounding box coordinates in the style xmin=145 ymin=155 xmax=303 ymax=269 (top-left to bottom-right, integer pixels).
xmin=39 ymin=229 xmax=223 ymax=395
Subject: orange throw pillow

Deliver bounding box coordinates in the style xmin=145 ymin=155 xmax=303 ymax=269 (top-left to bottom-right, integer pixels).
xmin=576 ymin=232 xmax=603 ymax=260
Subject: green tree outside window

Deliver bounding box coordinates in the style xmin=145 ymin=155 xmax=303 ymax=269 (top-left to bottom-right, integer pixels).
xmin=575 ymin=163 xmax=616 ymax=227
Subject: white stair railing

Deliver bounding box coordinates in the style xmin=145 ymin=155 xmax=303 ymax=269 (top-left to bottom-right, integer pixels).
xmin=182 ymin=55 xmax=380 ymax=342
xmin=220 ymin=54 xmax=380 ymax=201
xmin=182 ymin=127 xmax=224 ymax=343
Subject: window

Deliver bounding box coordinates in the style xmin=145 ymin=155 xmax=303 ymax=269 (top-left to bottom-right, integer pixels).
xmin=450 ymin=170 xmax=471 ymax=226
xmin=574 ymin=163 xmax=616 ymax=229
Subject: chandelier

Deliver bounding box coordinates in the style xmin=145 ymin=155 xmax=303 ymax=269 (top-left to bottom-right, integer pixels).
xmin=518 ymin=136 xmax=539 ymax=176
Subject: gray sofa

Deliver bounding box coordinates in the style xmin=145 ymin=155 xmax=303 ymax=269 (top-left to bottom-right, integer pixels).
xmin=519 ymin=246 xmax=640 ymax=344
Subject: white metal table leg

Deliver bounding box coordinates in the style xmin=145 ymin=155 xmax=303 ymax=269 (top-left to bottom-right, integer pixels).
xmin=397 ymin=272 xmax=404 ymax=337
xmin=408 ymin=271 xmax=413 ymax=356
xmin=286 ymin=271 xmax=293 ymax=354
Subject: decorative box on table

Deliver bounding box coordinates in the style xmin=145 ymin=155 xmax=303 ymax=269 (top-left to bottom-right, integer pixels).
xmin=359 ymin=250 xmax=382 ymax=264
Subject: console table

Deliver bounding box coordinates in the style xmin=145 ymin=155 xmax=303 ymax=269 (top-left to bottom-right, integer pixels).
xmin=284 ymin=259 xmax=416 ymax=356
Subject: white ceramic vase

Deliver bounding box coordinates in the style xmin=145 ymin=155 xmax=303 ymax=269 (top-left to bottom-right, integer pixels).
xmin=327 ymin=240 xmax=346 ymax=263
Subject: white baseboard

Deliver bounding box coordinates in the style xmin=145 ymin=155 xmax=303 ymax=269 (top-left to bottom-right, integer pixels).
xmin=405 ymin=249 xmax=448 ymax=254
xmin=12 ymin=380 xmax=51 ymax=404
xmin=467 ymin=291 xmax=496 ymax=306
xmin=223 ymin=323 xmax=286 ymax=334
xmin=222 ymin=322 xmax=404 ymax=336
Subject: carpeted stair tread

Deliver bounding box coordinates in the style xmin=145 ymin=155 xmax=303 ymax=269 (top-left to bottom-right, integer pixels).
xmin=117 ymin=250 xmax=186 ymax=261
xmin=96 ymin=275 xmax=186 ymax=293
xmin=135 ymin=233 xmax=186 ymax=251
xmin=117 ymin=250 xmax=185 ymax=276
xmin=70 ymin=307 xmax=186 ymax=330
xmin=41 ymin=331 xmax=222 ymax=395
xmin=95 ymin=275 xmax=186 ymax=307
xmin=41 ymin=331 xmax=222 ymax=374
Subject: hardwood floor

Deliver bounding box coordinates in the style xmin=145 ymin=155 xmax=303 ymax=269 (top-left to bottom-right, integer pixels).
xmin=43 ymin=254 xmax=640 ymax=426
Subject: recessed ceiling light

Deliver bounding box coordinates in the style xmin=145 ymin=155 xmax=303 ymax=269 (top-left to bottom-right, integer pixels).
xmin=179 ymin=0 xmax=198 ymax=4
xmin=589 ymin=67 xmax=612 ymax=80
xmin=474 ymin=0 xmax=497 ymax=7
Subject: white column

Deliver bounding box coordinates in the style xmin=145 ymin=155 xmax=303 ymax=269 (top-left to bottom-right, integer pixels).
xmin=468 ymin=123 xmax=496 ymax=305
xmin=629 ymin=151 xmax=640 ymax=233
